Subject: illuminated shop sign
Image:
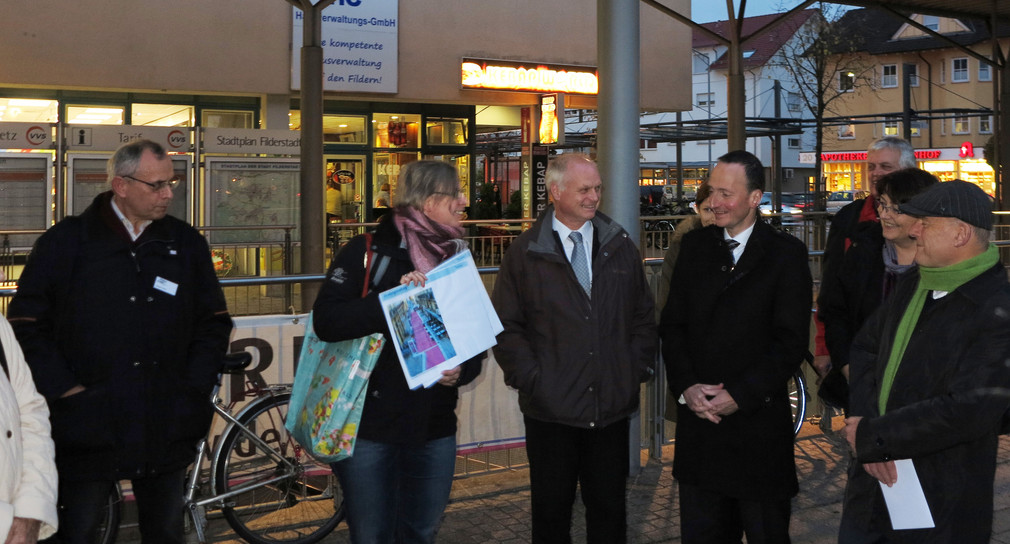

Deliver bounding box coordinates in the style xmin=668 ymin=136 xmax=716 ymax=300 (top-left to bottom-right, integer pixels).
xmin=461 ymin=58 xmax=598 ymax=95
xmin=959 ymin=141 xmax=974 ymax=158
xmin=820 ymin=150 xmax=943 ymax=161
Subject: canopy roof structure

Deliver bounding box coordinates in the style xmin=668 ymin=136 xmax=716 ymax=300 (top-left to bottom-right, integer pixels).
xmin=843 ymin=0 xmax=1009 ymax=22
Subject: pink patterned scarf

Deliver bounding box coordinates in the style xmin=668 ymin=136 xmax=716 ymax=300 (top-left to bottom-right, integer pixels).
xmin=392 ymin=206 xmax=466 ymax=273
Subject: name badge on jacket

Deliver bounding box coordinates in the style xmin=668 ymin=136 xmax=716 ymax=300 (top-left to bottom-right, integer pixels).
xmin=154 ymin=276 xmax=178 ymax=296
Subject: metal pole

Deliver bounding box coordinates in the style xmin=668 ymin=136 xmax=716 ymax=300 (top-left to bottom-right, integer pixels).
xmin=903 ymin=63 xmax=913 ymax=142
xmin=299 ymin=2 xmax=330 ymax=310
xmin=597 ymin=0 xmax=642 ymax=474
xmin=726 ymin=1 xmax=746 ymax=151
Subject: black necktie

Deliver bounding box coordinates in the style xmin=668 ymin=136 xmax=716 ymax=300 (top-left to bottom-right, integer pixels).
xmin=725 ymin=239 xmax=740 ymax=263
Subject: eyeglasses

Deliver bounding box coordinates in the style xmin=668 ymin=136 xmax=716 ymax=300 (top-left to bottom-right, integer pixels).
xmin=875 ymin=201 xmax=903 ymax=215
xmin=123 ymin=174 xmax=180 ymax=192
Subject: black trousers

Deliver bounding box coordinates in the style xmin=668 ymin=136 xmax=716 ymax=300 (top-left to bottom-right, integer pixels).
xmin=45 ymin=468 xmax=187 ymax=544
xmin=678 ymin=481 xmax=792 ymax=544
xmin=523 ymin=415 xmax=629 ymax=544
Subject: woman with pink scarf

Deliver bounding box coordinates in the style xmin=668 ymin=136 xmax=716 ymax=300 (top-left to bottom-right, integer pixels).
xmin=312 ymin=160 xmax=484 ymax=543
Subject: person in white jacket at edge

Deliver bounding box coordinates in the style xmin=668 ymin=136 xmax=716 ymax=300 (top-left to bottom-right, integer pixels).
xmin=0 ymin=269 xmax=58 ymax=543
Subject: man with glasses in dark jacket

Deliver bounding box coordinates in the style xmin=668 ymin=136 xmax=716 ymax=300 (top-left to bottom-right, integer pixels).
xmin=9 ymin=139 xmax=232 ymax=543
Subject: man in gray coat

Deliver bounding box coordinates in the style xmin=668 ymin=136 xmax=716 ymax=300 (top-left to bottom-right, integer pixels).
xmin=492 ymin=153 xmax=656 ymax=544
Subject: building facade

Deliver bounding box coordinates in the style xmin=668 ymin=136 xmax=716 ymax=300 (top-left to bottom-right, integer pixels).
xmin=0 ymin=0 xmax=690 ymax=247
xmin=818 ymin=8 xmax=1007 ymax=196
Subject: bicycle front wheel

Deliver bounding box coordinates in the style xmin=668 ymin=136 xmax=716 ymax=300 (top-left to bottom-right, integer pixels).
xmin=214 ymin=391 xmax=344 ymax=544
xmin=789 ymin=371 xmax=808 ymax=437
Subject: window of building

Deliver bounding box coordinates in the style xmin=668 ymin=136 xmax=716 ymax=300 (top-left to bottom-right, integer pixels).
xmin=692 ymin=52 xmax=711 ymax=74
xmin=839 ymin=71 xmax=856 ymax=92
xmin=787 ymin=137 xmax=801 ymax=148
xmin=696 ymin=92 xmax=715 ymax=108
xmin=979 ymin=58 xmax=992 ymax=82
xmin=320 ymin=115 xmax=367 ymax=144
xmin=953 ymin=116 xmax=970 ymax=134
xmin=882 ymin=65 xmax=898 ymax=88
xmin=639 ymin=139 xmax=657 ymax=149
xmin=426 ymin=117 xmax=468 ymax=145
xmin=980 ymin=115 xmax=992 ymax=134
xmin=838 ymin=123 xmax=855 ymax=139
xmin=67 ymin=105 xmax=124 ymax=125
xmin=923 ymin=15 xmax=939 ymax=31
xmin=786 ymin=92 xmax=802 ymax=112
xmin=0 ymin=98 xmax=58 ymax=123
xmin=952 ymin=58 xmax=969 ymax=82
xmin=373 ymin=113 xmax=421 ymax=148
xmin=132 ymin=104 xmax=194 ymax=127
xmin=883 ymin=119 xmax=899 ymax=136
xmin=907 ymin=64 xmax=920 ymax=87
xmin=201 ymin=109 xmax=254 ymax=128
xmin=911 ymin=121 xmax=923 ymax=138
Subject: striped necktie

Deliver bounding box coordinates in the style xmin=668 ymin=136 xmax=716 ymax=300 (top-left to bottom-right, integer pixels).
xmin=569 ymin=231 xmax=591 ymax=297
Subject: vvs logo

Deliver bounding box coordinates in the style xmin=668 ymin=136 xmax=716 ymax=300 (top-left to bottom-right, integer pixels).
xmin=26 ymin=126 xmax=47 ymax=146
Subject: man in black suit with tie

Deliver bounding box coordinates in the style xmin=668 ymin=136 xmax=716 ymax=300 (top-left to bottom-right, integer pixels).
xmin=660 ymin=150 xmax=812 ymax=543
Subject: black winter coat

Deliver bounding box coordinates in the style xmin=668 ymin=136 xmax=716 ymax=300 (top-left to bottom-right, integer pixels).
xmin=312 ymin=214 xmax=482 ymax=445
xmin=8 ymin=192 xmax=232 ymax=480
xmin=492 ymin=206 xmax=656 ymax=428
xmin=841 ymin=262 xmax=1010 ymax=543
xmin=817 ymin=221 xmax=885 ymax=370
xmin=660 ymin=220 xmax=812 ymax=500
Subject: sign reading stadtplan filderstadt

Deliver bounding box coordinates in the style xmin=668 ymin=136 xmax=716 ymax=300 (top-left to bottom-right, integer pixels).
xmin=291 ymin=0 xmax=398 ymax=94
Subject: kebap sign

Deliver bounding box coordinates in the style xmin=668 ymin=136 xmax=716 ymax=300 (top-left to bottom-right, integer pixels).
xmin=291 ymin=0 xmax=399 ymax=94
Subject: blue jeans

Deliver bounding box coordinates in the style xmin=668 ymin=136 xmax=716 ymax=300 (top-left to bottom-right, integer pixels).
xmin=332 ymin=435 xmax=457 ymax=544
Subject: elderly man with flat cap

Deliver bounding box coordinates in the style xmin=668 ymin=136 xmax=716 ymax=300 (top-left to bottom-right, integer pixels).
xmin=839 ymin=180 xmax=1010 ymax=543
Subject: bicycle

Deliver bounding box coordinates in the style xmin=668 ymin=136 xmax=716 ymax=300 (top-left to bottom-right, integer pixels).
xmin=642 ymin=218 xmax=675 ymax=250
xmin=97 ymin=352 xmax=344 ymax=544
xmin=788 ymin=369 xmax=808 ymax=437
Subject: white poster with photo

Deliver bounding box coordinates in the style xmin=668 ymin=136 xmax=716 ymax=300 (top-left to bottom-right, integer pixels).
xmin=378 ymin=250 xmax=503 ymax=389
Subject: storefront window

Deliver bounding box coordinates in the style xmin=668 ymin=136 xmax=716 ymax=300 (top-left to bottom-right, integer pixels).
xmin=373 ymin=151 xmax=420 ymax=207
xmin=132 ymin=104 xmax=194 ymax=127
xmin=922 ymin=161 xmax=957 ymax=181
xmin=0 ymin=98 xmax=58 ymax=123
xmin=425 ymin=118 xmax=468 ymax=145
xmin=373 ymin=113 xmax=420 ymax=149
xmin=67 ymin=105 xmax=124 ymax=125
xmin=426 ymin=154 xmax=470 ymax=201
xmin=202 ymin=109 xmax=254 ymax=128
xmin=323 ymin=115 xmax=367 ymax=144
xmin=960 ymin=160 xmax=995 ymax=196
xmin=823 ymin=162 xmax=861 ymax=192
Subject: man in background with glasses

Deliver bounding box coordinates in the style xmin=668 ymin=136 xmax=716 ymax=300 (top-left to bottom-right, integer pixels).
xmin=9 ymin=139 xmax=232 ymax=543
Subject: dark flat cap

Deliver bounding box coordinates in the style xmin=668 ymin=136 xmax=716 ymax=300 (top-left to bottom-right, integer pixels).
xmin=898 ymin=180 xmax=993 ymax=230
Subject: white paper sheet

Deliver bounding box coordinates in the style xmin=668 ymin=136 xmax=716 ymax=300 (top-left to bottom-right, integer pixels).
xmin=378 ymin=250 xmax=502 ymax=389
xmin=880 ymin=458 xmax=935 ymax=530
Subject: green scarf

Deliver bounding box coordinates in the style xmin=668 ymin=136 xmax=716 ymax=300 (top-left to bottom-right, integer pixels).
xmin=878 ymin=243 xmax=999 ymax=414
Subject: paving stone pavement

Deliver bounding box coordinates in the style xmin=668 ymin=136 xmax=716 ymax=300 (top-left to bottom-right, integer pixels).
xmin=121 ymin=414 xmax=1010 ymax=543
xmin=310 ymin=416 xmax=839 ymax=543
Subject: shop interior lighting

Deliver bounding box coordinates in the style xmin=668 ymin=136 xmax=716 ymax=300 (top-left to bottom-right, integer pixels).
xmin=8 ymin=99 xmax=54 ymax=107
